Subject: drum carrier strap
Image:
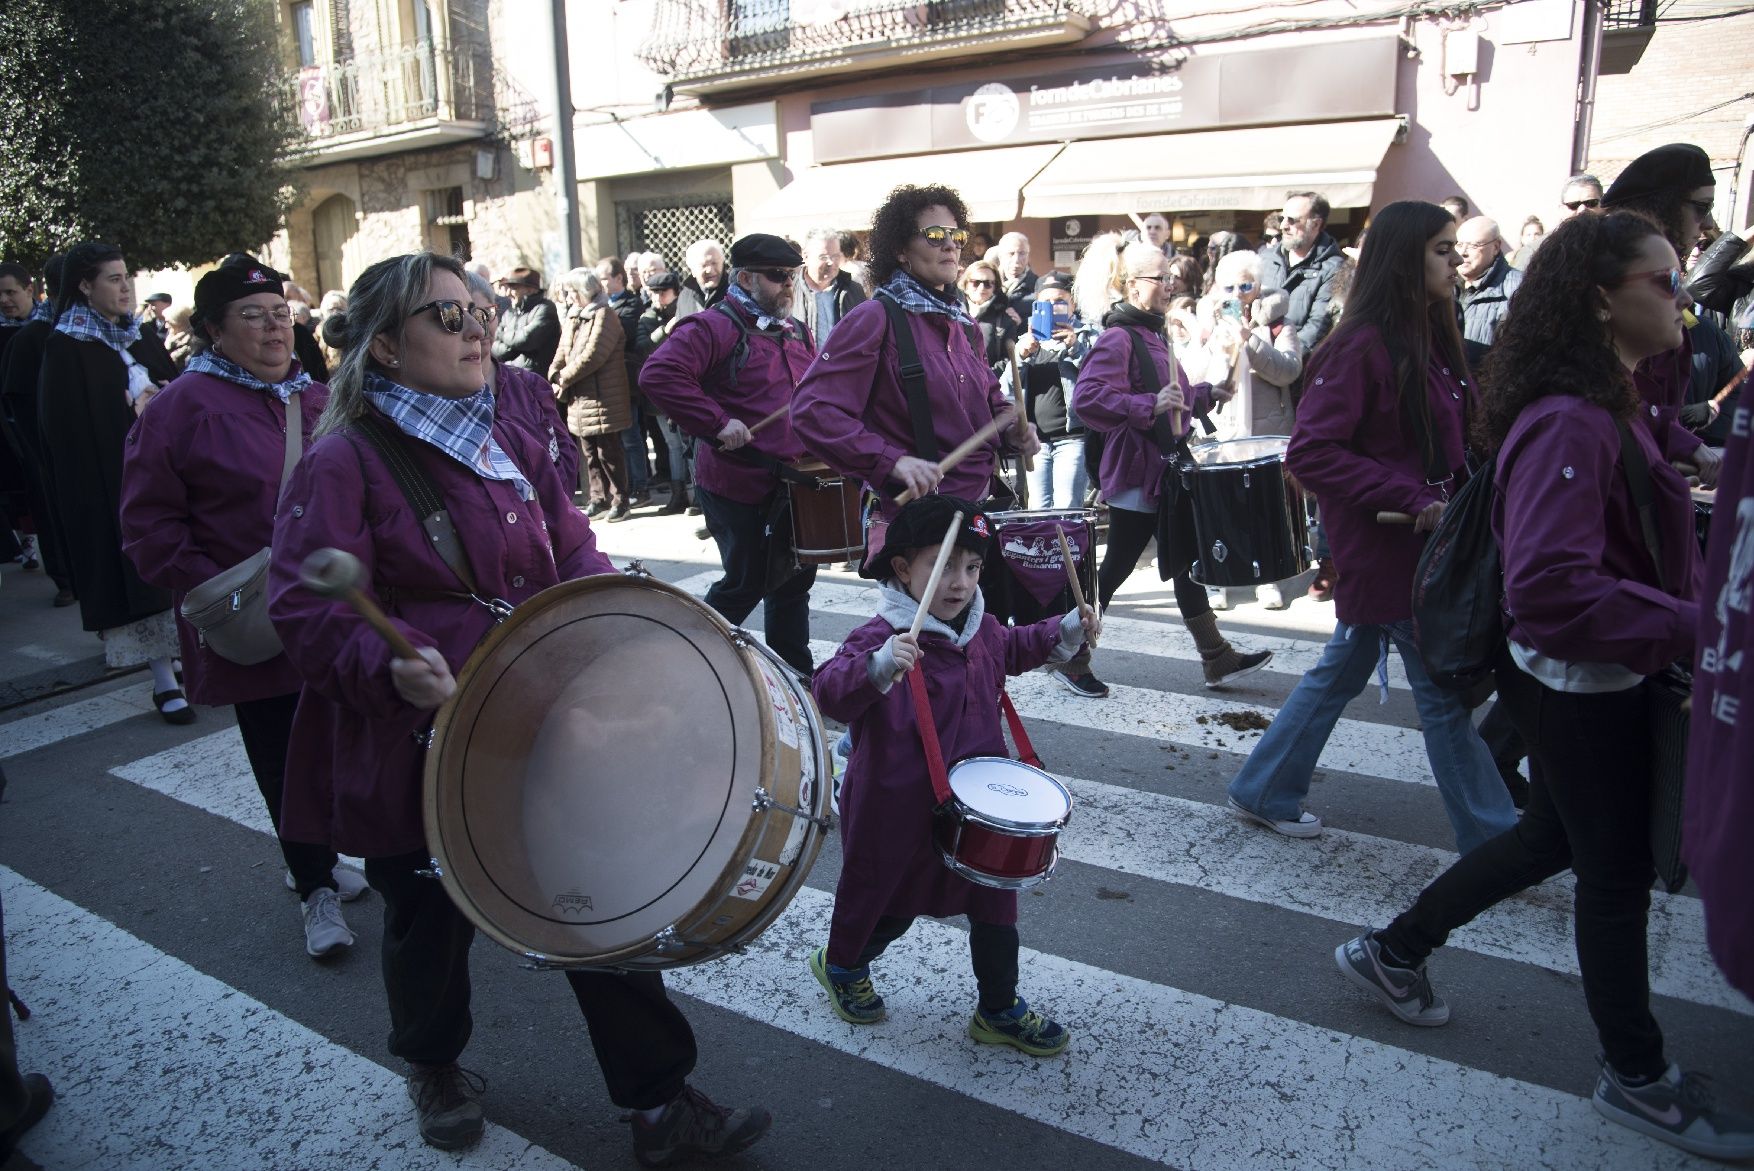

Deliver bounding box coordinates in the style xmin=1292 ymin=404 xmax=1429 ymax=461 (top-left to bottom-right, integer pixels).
xmin=906 ymin=670 xmax=1043 ymax=808
xmin=875 ymin=291 xmax=943 ymax=462
xmin=1125 ymin=327 xmax=1213 ymax=456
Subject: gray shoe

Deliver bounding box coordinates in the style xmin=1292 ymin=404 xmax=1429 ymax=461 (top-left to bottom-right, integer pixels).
xmin=1334 ymin=931 xmax=1450 ymax=1026
xmin=407 ymin=1063 xmax=486 ymax=1151
xmin=301 ymin=887 xmax=355 ymax=958
xmin=1227 ymin=796 xmax=1322 ymax=839
xmin=1593 ymin=1060 xmax=1754 ymax=1160
xmin=286 ymin=864 xmax=369 ymax=902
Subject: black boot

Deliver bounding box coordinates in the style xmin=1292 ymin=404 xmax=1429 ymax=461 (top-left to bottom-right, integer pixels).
xmin=660 ymin=480 xmax=688 ymax=515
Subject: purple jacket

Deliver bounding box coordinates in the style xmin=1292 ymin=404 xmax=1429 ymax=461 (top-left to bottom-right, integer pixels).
xmin=1288 ymin=326 xmax=1470 ymax=625
xmin=792 ymin=298 xmax=1011 ymax=516
xmin=267 ymin=409 xmax=614 ymax=857
xmin=1636 ymin=335 xmax=1703 ymax=461
xmin=1686 ymin=388 xmax=1754 ymax=996
xmin=639 ymin=299 xmax=816 ymax=505
xmin=1496 ymin=396 xmax=1700 ymax=675
xmin=119 ymin=369 xmax=329 ymax=705
xmin=1072 ymin=323 xmax=1212 ymax=512
xmin=814 ymin=610 xmax=1063 ymax=965
xmin=495 ymin=359 xmax=579 ymax=489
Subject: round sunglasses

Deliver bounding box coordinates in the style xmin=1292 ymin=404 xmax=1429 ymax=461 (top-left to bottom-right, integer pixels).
xmin=412 ymin=299 xmax=494 ymax=333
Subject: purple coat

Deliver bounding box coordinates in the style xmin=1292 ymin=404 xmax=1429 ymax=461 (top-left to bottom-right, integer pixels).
xmin=1636 ymin=336 xmax=1703 ymax=462
xmin=119 ymin=369 xmax=329 ymax=705
xmin=267 ymin=408 xmax=614 ymax=857
xmin=1072 ymin=323 xmax=1212 ymax=512
xmin=1496 ymin=395 xmax=1701 ymax=675
xmin=792 ymin=298 xmax=1011 ymax=515
xmin=639 ymin=299 xmax=816 ymax=505
xmin=495 ymin=359 xmax=579 ymax=489
xmin=1686 ymin=388 xmax=1754 ymax=996
xmin=814 ymin=611 xmax=1062 ymax=966
xmin=1288 ymin=326 xmax=1470 ymax=625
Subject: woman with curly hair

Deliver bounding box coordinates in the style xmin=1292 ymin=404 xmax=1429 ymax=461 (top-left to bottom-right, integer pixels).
xmin=1332 ymin=210 xmax=1753 ymax=1160
xmin=793 ymin=183 xmax=1040 ymax=514
xmin=1225 ymin=201 xmax=1519 ymax=853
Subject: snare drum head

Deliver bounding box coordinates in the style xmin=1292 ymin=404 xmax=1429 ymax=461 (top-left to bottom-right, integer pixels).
xmin=425 ymin=576 xmax=776 ymax=964
xmin=947 ymin=757 xmax=1072 ymax=828
xmin=1191 ymin=436 xmax=1290 ymax=466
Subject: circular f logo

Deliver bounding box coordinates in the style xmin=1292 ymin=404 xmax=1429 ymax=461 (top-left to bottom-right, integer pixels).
xmin=966 ymin=83 xmax=1020 ymax=144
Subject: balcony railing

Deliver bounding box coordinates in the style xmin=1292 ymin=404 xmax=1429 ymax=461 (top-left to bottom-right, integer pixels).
xmin=640 ymin=0 xmax=1091 ymax=94
xmin=289 ymin=40 xmax=492 ymax=151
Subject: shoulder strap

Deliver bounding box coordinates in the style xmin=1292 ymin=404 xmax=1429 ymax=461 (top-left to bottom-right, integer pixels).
xmin=280 ymin=389 xmax=303 ymax=492
xmin=352 ymin=414 xmax=482 ymax=595
xmin=708 ymin=300 xmax=751 ymax=390
xmin=1125 ymin=327 xmax=1186 ymax=457
xmin=1616 ymin=418 xmax=1669 ymax=594
xmin=905 ymin=667 xmax=954 ymax=806
xmin=875 ymin=291 xmax=940 ymax=461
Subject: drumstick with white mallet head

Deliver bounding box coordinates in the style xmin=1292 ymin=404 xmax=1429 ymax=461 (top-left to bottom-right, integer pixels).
xmin=894 ymin=410 xmax=1017 ymax=506
xmin=893 ymin=510 xmax=965 ymax=682
xmin=298 ymin=547 xmax=424 ymax=661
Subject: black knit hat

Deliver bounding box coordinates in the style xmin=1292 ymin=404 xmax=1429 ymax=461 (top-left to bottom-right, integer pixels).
xmin=863 ymin=494 xmax=991 ymax=580
xmin=193 ymin=258 xmax=285 ymax=331
xmin=1603 ymin=143 xmax=1714 ymax=207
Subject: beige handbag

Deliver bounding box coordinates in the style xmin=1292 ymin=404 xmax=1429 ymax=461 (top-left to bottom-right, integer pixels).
xmin=179 ymin=391 xmax=302 ymax=666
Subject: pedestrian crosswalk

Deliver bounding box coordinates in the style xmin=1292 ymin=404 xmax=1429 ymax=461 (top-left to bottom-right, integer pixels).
xmin=2 ymin=531 xmax=1748 ymax=1171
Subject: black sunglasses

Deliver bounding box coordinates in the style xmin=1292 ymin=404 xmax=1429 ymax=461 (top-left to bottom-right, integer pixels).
xmin=412 ymin=299 xmax=492 ymax=333
xmin=748 ymin=266 xmax=796 ymax=284
xmin=1563 ymin=198 xmax=1602 ymax=211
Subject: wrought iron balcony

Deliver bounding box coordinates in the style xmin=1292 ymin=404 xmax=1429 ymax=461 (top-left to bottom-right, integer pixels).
xmin=639 ymin=0 xmax=1092 ymax=96
xmin=287 ymin=40 xmax=493 ymax=162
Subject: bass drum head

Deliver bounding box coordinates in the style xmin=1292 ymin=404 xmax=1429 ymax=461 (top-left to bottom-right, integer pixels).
xmin=425 ymin=576 xmax=773 ymax=966
xmin=1190 ymin=436 xmax=1291 ymax=466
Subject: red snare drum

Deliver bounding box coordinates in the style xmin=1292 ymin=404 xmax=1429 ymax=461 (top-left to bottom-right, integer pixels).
xmin=789 ymin=462 xmax=863 ymax=565
xmin=933 ymin=757 xmax=1072 ymax=889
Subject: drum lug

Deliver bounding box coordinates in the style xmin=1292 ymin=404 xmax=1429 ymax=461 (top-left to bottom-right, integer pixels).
xmin=414 ymin=858 xmax=444 ymax=879
xmin=754 ymin=786 xmax=831 ymax=830
xmin=520 ymin=951 xmax=558 ymax=971
xmin=653 ymin=926 xmax=686 ymax=955
xmin=1251 ymin=560 xmax=1262 ymax=580
xmin=621 ymin=560 xmax=653 ymax=578
xmin=1211 ymin=539 xmax=1228 ymax=564
xmin=729 ymin=628 xmax=753 ymax=650
xmin=412 ymin=727 xmax=436 ymax=749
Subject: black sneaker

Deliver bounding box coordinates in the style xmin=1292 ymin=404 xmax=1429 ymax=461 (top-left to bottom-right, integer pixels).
xmin=1056 ymin=671 xmax=1110 ymax=699
xmin=1593 ymin=1060 xmax=1754 ymax=1159
xmin=585 ymin=500 xmax=608 ymax=518
xmin=0 ymin=1072 xmax=52 ymax=1161
xmin=631 ymin=1084 xmax=771 ymax=1168
xmin=407 ymin=1063 xmax=486 ymax=1150
xmin=1334 ymin=931 xmax=1450 ymax=1026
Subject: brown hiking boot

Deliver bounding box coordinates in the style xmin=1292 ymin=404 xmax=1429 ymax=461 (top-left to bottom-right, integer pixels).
xmin=407 ymin=1063 xmax=485 ymax=1150
xmin=631 ymin=1084 xmax=772 ymax=1167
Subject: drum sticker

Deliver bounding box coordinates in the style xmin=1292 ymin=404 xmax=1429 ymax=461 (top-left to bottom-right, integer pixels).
xmin=779 ymin=771 xmax=813 ymax=866
xmin=762 ymin=668 xmax=800 ymax=749
xmin=551 ymin=889 xmax=594 ymax=918
xmin=731 ymin=860 xmax=780 ymax=900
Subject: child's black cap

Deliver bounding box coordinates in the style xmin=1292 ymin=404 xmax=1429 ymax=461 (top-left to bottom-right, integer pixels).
xmin=862 ymin=494 xmax=992 ymax=580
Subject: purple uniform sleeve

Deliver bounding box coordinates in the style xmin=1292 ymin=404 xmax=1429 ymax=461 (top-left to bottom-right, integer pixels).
xmin=812 ymin=618 xmax=898 ymax=724
xmin=639 ymin=314 xmax=735 ymax=440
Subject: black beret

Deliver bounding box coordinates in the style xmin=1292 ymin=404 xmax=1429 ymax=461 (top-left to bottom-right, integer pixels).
xmin=730 ymin=233 xmax=804 ymax=269
xmin=646 ymin=271 xmax=682 ymax=292
xmin=863 ymin=493 xmax=992 ymax=580
xmin=1603 ymin=143 xmax=1714 ymax=207
xmin=193 ymin=259 xmax=285 ymax=323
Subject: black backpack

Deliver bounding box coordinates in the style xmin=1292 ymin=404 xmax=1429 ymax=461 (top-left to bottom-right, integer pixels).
xmin=1410 ymin=461 xmax=1501 ymax=693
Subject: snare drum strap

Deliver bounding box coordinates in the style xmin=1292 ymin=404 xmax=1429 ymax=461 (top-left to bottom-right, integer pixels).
xmin=1000 ymin=691 xmax=1042 ymax=769
xmin=905 ymin=668 xmax=956 ymax=806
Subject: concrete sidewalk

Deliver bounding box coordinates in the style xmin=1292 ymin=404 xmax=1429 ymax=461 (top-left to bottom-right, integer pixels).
xmin=0 ymin=560 xmax=132 ymax=712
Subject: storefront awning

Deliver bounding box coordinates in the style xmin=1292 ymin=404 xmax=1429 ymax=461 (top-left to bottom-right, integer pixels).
xmin=1020 ymin=118 xmax=1404 ymax=217
xmin=746 ymin=143 xmax=1067 ymax=237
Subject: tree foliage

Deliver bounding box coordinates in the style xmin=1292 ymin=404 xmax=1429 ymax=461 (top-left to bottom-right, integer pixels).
xmin=0 ymin=0 xmax=299 ymax=271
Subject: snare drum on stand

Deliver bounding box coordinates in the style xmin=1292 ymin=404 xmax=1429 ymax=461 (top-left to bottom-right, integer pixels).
xmin=788 ymin=461 xmax=864 ymax=566
xmin=1181 ymin=437 xmax=1312 ymax=588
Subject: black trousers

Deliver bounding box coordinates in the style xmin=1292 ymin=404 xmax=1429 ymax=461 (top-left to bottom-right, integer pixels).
xmin=1096 ymin=504 xmax=1211 ymax=618
xmin=696 ymin=484 xmax=817 ymax=677
xmin=233 ymin=693 xmax=337 ymax=897
xmin=364 ymin=851 xmax=699 ymax=1110
xmin=857 ymin=915 xmax=1019 ymax=1014
xmin=0 ymin=828 xmax=30 ymax=1133
xmin=1378 ymin=659 xmax=1666 ymax=1080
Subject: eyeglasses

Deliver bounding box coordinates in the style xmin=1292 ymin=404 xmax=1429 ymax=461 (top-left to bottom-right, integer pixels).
xmin=749 ymin=267 xmax=795 ymax=284
xmin=1610 ymin=268 xmax=1682 ymax=297
xmin=411 ymin=299 xmax=492 ymax=333
xmin=965 ymin=278 xmax=995 ymax=288
xmin=1219 ymin=282 xmax=1256 ymax=294
xmin=918 ymin=225 xmax=971 ymax=248
xmin=233 ymin=307 xmax=294 ymax=329
xmin=1130 ymin=274 xmax=1165 ymax=284
xmin=1563 ymin=198 xmax=1602 ymax=211
xmin=1455 ymin=241 xmax=1499 ymax=253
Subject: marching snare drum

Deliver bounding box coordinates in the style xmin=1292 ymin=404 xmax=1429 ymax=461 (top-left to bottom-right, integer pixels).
xmin=982 ymin=509 xmax=1097 ymax=625
xmin=788 ymin=461 xmax=864 ymax=566
xmin=933 ymin=757 xmax=1072 ymax=890
xmin=424 ymin=574 xmax=831 ymax=971
xmin=1181 ymin=436 xmax=1311 ymax=588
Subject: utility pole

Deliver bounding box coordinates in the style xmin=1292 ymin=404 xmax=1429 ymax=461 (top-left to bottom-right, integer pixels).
xmin=551 ymin=0 xmax=581 ymax=269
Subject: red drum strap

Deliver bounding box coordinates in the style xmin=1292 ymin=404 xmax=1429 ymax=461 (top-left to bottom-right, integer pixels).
xmin=906 ymin=667 xmax=955 ymax=806
xmin=1000 ymin=691 xmax=1041 ymax=768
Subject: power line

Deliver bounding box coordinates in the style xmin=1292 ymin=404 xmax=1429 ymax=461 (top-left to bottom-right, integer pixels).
xmin=1593 ymin=90 xmax=1754 ymax=143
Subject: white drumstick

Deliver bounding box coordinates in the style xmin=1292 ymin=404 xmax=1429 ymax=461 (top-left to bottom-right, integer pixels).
xmin=896 ymin=510 xmax=965 ymax=680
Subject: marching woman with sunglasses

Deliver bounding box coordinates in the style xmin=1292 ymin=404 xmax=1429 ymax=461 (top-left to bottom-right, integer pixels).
xmin=267 ymin=252 xmax=771 ymax=1162
xmin=1334 ymin=210 xmax=1754 ymax=1160
xmin=120 ymin=260 xmax=365 ymax=960
xmin=793 ymin=184 xmax=1041 ymax=517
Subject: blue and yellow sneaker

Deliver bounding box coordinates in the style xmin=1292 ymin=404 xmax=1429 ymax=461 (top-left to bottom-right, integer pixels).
xmin=969 ymin=997 xmax=1069 ymax=1057
xmin=809 ymin=947 xmax=886 ymax=1024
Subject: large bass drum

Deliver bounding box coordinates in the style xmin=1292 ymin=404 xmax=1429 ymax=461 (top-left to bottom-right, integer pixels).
xmin=424 ymin=573 xmax=830 ymax=970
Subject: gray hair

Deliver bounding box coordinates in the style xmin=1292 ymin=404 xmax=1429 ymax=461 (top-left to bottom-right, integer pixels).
xmin=685 ymin=238 xmax=724 ymax=273
xmin=802 ymin=227 xmax=841 ymax=250
xmin=554 ymin=267 xmax=605 ymax=307
xmin=462 ymin=269 xmax=496 ymax=304
xmin=315 ymin=251 xmax=469 ymax=437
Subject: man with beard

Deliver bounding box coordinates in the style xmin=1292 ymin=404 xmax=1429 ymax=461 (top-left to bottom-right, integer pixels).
xmin=639 ymin=234 xmax=821 ymax=674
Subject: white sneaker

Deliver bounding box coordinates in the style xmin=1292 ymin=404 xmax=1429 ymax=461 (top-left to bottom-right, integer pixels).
xmin=302 ymin=888 xmax=356 ymax=957
xmin=286 ymin=864 xmax=370 ymax=902
xmin=1227 ymin=796 xmax=1322 ymax=838
xmin=1256 ymin=583 xmax=1287 ymax=610
xmin=1206 ymin=587 xmax=1231 ymax=611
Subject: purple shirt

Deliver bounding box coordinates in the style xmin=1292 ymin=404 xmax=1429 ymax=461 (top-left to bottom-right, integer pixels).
xmin=1635 ymin=336 xmax=1703 ymax=461
xmin=1686 ymin=387 xmax=1754 ymax=997
xmin=1287 ymin=326 xmax=1470 ymax=625
xmin=119 ymin=369 xmax=330 ymax=705
xmin=792 ymin=298 xmax=1011 ymax=516
xmin=1071 ymin=323 xmax=1212 ymax=512
xmin=1496 ymin=395 xmax=1700 ymax=675
xmin=814 ymin=611 xmax=1063 ymax=965
xmin=495 ymin=359 xmax=579 ymax=489
xmin=268 ymin=409 xmax=613 ymax=858
xmin=638 ymin=299 xmax=816 ymax=505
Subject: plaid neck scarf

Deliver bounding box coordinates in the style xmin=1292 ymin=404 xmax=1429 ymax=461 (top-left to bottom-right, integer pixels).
xmin=363 ymin=372 xmax=533 ymax=501
xmin=28 ymin=299 xmax=54 ymax=323
xmin=0 ymin=313 xmax=26 ymax=330
xmin=725 ymin=281 xmax=798 ymax=337
xmin=55 ymin=304 xmax=141 ymax=353
xmin=186 ymin=350 xmax=313 ymax=404
xmin=879 ymin=270 xmax=973 ymax=325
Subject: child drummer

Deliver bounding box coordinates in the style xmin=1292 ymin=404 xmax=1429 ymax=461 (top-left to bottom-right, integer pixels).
xmin=809 ymin=494 xmax=1098 ymax=1056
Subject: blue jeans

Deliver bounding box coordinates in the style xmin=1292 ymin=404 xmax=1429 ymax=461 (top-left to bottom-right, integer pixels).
xmin=1225 ymin=620 xmax=1518 ymax=855
xmin=620 ymin=401 xmax=649 ymax=496
xmin=1024 ymin=434 xmax=1088 ymax=511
